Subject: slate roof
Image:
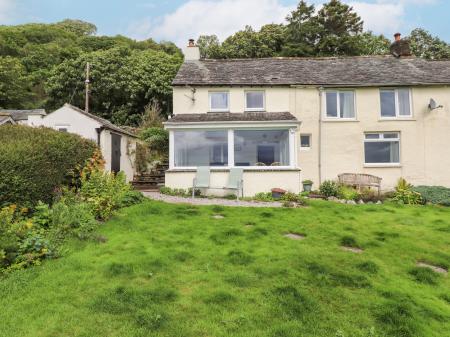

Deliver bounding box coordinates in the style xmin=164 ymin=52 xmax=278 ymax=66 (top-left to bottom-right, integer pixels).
xmin=167 ymin=112 xmax=297 ymax=123
xmin=0 ymin=109 xmax=46 ymax=121
xmin=63 ymin=104 xmax=137 ymax=138
xmin=173 ymin=56 xmax=450 ymax=87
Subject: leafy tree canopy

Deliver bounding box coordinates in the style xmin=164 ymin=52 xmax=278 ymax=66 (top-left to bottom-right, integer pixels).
xmin=0 ymin=20 xmax=182 ymax=122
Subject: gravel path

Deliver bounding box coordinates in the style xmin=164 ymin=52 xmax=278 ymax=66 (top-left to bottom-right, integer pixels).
xmin=143 ymin=191 xmax=283 ymax=208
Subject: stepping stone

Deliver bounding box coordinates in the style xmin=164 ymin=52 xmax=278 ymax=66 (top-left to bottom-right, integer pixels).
xmin=417 ymin=262 xmax=448 ymax=275
xmin=212 ymin=214 xmax=224 ymax=219
xmin=341 ymin=246 xmax=363 ymax=253
xmin=284 ymin=233 xmax=305 ymax=240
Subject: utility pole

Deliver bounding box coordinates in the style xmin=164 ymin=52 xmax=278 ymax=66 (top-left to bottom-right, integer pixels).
xmin=85 ymin=62 xmax=90 ymax=113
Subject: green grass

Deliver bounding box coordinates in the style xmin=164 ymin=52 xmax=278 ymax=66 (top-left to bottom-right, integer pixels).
xmin=1 ymin=200 xmax=449 ymax=337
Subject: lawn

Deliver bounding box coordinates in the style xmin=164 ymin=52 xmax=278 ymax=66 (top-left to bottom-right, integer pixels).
xmin=0 ymin=200 xmax=449 ymax=337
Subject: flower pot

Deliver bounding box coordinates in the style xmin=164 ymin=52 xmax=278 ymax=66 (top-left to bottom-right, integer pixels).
xmin=271 ymin=188 xmax=286 ymax=199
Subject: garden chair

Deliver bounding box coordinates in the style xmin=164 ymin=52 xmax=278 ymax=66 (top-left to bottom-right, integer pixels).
xmin=192 ymin=166 xmax=210 ymax=198
xmin=225 ymin=168 xmax=244 ymax=200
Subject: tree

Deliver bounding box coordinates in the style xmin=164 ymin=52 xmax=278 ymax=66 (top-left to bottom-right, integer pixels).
xmin=356 ymin=32 xmax=390 ymax=55
xmin=282 ymin=0 xmax=318 ymax=56
xmin=45 ymin=47 xmax=182 ymax=125
xmin=197 ymin=35 xmax=223 ymax=59
xmin=56 ymin=19 xmax=97 ymax=36
xmin=408 ymin=28 xmax=450 ymax=60
xmin=315 ymin=0 xmax=364 ymax=56
xmin=0 ymin=57 xmax=31 ymax=108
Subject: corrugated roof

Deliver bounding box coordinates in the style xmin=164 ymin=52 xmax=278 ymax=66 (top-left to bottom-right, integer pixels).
xmin=167 ymin=112 xmax=297 ymax=123
xmin=173 ymin=56 xmax=450 ymax=87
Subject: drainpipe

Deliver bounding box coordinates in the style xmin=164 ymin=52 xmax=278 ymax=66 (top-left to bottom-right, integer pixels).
xmin=317 ymin=87 xmax=324 ymax=185
xmin=95 ymin=127 xmax=105 ymax=147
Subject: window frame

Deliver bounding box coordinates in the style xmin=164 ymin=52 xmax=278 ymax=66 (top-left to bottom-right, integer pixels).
xmin=244 ymin=90 xmax=266 ymax=112
xmin=170 ymin=128 xmax=296 ymax=170
xmin=364 ymin=132 xmax=401 ymax=166
xmin=323 ymin=89 xmax=357 ymax=120
xmin=173 ymin=129 xmax=229 ymax=168
xmin=379 ymin=88 xmax=413 ymax=119
xmin=209 ymin=91 xmax=230 ymax=112
xmin=300 ymin=134 xmax=311 ymax=150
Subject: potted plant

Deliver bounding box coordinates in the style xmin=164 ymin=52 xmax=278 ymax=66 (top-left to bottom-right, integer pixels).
xmin=271 ymin=188 xmax=286 ymax=199
xmin=302 ymin=180 xmax=313 ymax=192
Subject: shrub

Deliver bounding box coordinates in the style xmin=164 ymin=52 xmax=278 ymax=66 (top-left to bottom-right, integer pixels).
xmin=0 ymin=125 xmax=97 ymax=207
xmin=79 ymin=170 xmax=136 ymax=220
xmin=319 ymin=180 xmax=339 ymax=198
xmin=159 ymin=187 xmax=199 ymax=197
xmin=393 ymin=178 xmax=422 ymax=205
xmin=338 ymin=185 xmax=359 ymax=201
xmin=253 ymin=192 xmax=274 ymax=202
xmin=50 ymin=198 xmax=97 ymax=240
xmin=412 ymin=186 xmax=450 ymax=206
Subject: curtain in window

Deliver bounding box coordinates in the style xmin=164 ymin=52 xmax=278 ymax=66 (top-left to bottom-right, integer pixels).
xmin=210 ymin=93 xmax=228 ymax=110
xmin=390 ymin=141 xmax=400 ymax=163
xmin=246 ymin=92 xmax=264 ymax=109
xmin=339 ymin=92 xmax=355 ymax=118
xmin=398 ymin=89 xmax=411 ymax=116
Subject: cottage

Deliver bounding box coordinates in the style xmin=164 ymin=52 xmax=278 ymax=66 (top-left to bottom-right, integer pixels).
xmin=1 ymin=104 xmax=137 ymax=182
xmin=164 ymin=36 xmax=450 ymax=196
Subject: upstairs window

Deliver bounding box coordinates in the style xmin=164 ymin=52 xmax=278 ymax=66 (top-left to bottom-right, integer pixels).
xmin=300 ymin=134 xmax=311 ymax=149
xmin=380 ymin=89 xmax=412 ymax=118
xmin=364 ymin=132 xmax=400 ymax=164
xmin=209 ymin=92 xmax=229 ymax=112
xmin=325 ymin=90 xmax=355 ymax=119
xmin=245 ymin=91 xmax=265 ymax=111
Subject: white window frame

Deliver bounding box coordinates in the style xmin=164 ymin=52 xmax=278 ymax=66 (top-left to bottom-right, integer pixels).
xmin=300 ymin=134 xmax=311 ymax=151
xmin=323 ymin=90 xmax=356 ymax=120
xmin=380 ymin=88 xmax=413 ymax=119
xmin=364 ymin=132 xmax=401 ymax=166
xmin=169 ymin=128 xmax=296 ymax=170
xmin=245 ymin=90 xmax=265 ymax=112
xmin=209 ymin=91 xmax=230 ymax=112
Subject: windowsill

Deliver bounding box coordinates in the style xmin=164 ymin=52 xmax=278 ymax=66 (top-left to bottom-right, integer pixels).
xmin=378 ymin=118 xmax=416 ymax=121
xmin=322 ymin=119 xmax=358 ymax=122
xmin=300 ymin=147 xmax=311 ymax=151
xmin=168 ymin=167 xmax=301 ymax=172
xmin=208 ymin=110 xmax=230 ymax=113
xmin=364 ymin=164 xmax=402 ymax=168
xmin=244 ymin=109 xmax=266 ymax=112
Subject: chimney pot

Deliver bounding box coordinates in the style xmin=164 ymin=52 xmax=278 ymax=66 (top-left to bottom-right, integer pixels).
xmin=394 ymin=33 xmax=401 ymax=42
xmin=188 ymin=39 xmax=195 ymax=47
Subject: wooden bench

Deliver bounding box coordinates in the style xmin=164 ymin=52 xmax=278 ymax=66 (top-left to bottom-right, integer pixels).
xmin=338 ymin=173 xmax=382 ymax=195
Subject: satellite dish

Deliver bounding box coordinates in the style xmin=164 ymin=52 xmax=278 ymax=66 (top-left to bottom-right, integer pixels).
xmin=428 ymin=98 xmax=443 ymax=111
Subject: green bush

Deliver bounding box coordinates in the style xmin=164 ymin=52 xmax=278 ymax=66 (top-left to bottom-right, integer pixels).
xmin=79 ymin=170 xmax=135 ymax=220
xmin=393 ymin=178 xmax=422 ymax=205
xmin=0 ymin=125 xmax=97 ymax=207
xmin=412 ymin=186 xmax=450 ymax=206
xmin=319 ymin=180 xmax=339 ymax=198
xmin=338 ymin=185 xmax=359 ymax=201
xmin=253 ymin=192 xmax=274 ymax=202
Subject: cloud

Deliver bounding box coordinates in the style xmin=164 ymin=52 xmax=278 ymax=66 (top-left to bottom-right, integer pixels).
xmin=348 ymin=2 xmax=405 ymax=36
xmin=128 ymin=0 xmax=441 ymax=45
xmin=0 ymin=0 xmax=15 ymax=23
xmin=129 ymin=0 xmax=294 ymax=46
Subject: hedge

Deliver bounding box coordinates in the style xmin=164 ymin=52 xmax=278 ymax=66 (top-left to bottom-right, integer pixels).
xmin=413 ymin=186 xmax=450 ymax=206
xmin=0 ymin=125 xmax=97 ymax=207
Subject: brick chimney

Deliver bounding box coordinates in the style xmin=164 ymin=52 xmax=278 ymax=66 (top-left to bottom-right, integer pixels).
xmin=390 ymin=33 xmax=412 ymax=58
xmin=184 ymin=38 xmax=200 ymax=61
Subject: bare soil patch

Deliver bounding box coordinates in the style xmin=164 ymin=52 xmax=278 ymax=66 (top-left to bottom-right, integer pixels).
xmin=284 ymin=233 xmax=306 ymax=240
xmin=341 ymin=246 xmax=364 ymax=253
xmin=417 ymin=262 xmax=448 ymax=275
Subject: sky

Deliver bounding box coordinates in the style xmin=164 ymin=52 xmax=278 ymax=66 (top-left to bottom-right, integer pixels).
xmin=0 ymin=0 xmax=449 ymax=46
